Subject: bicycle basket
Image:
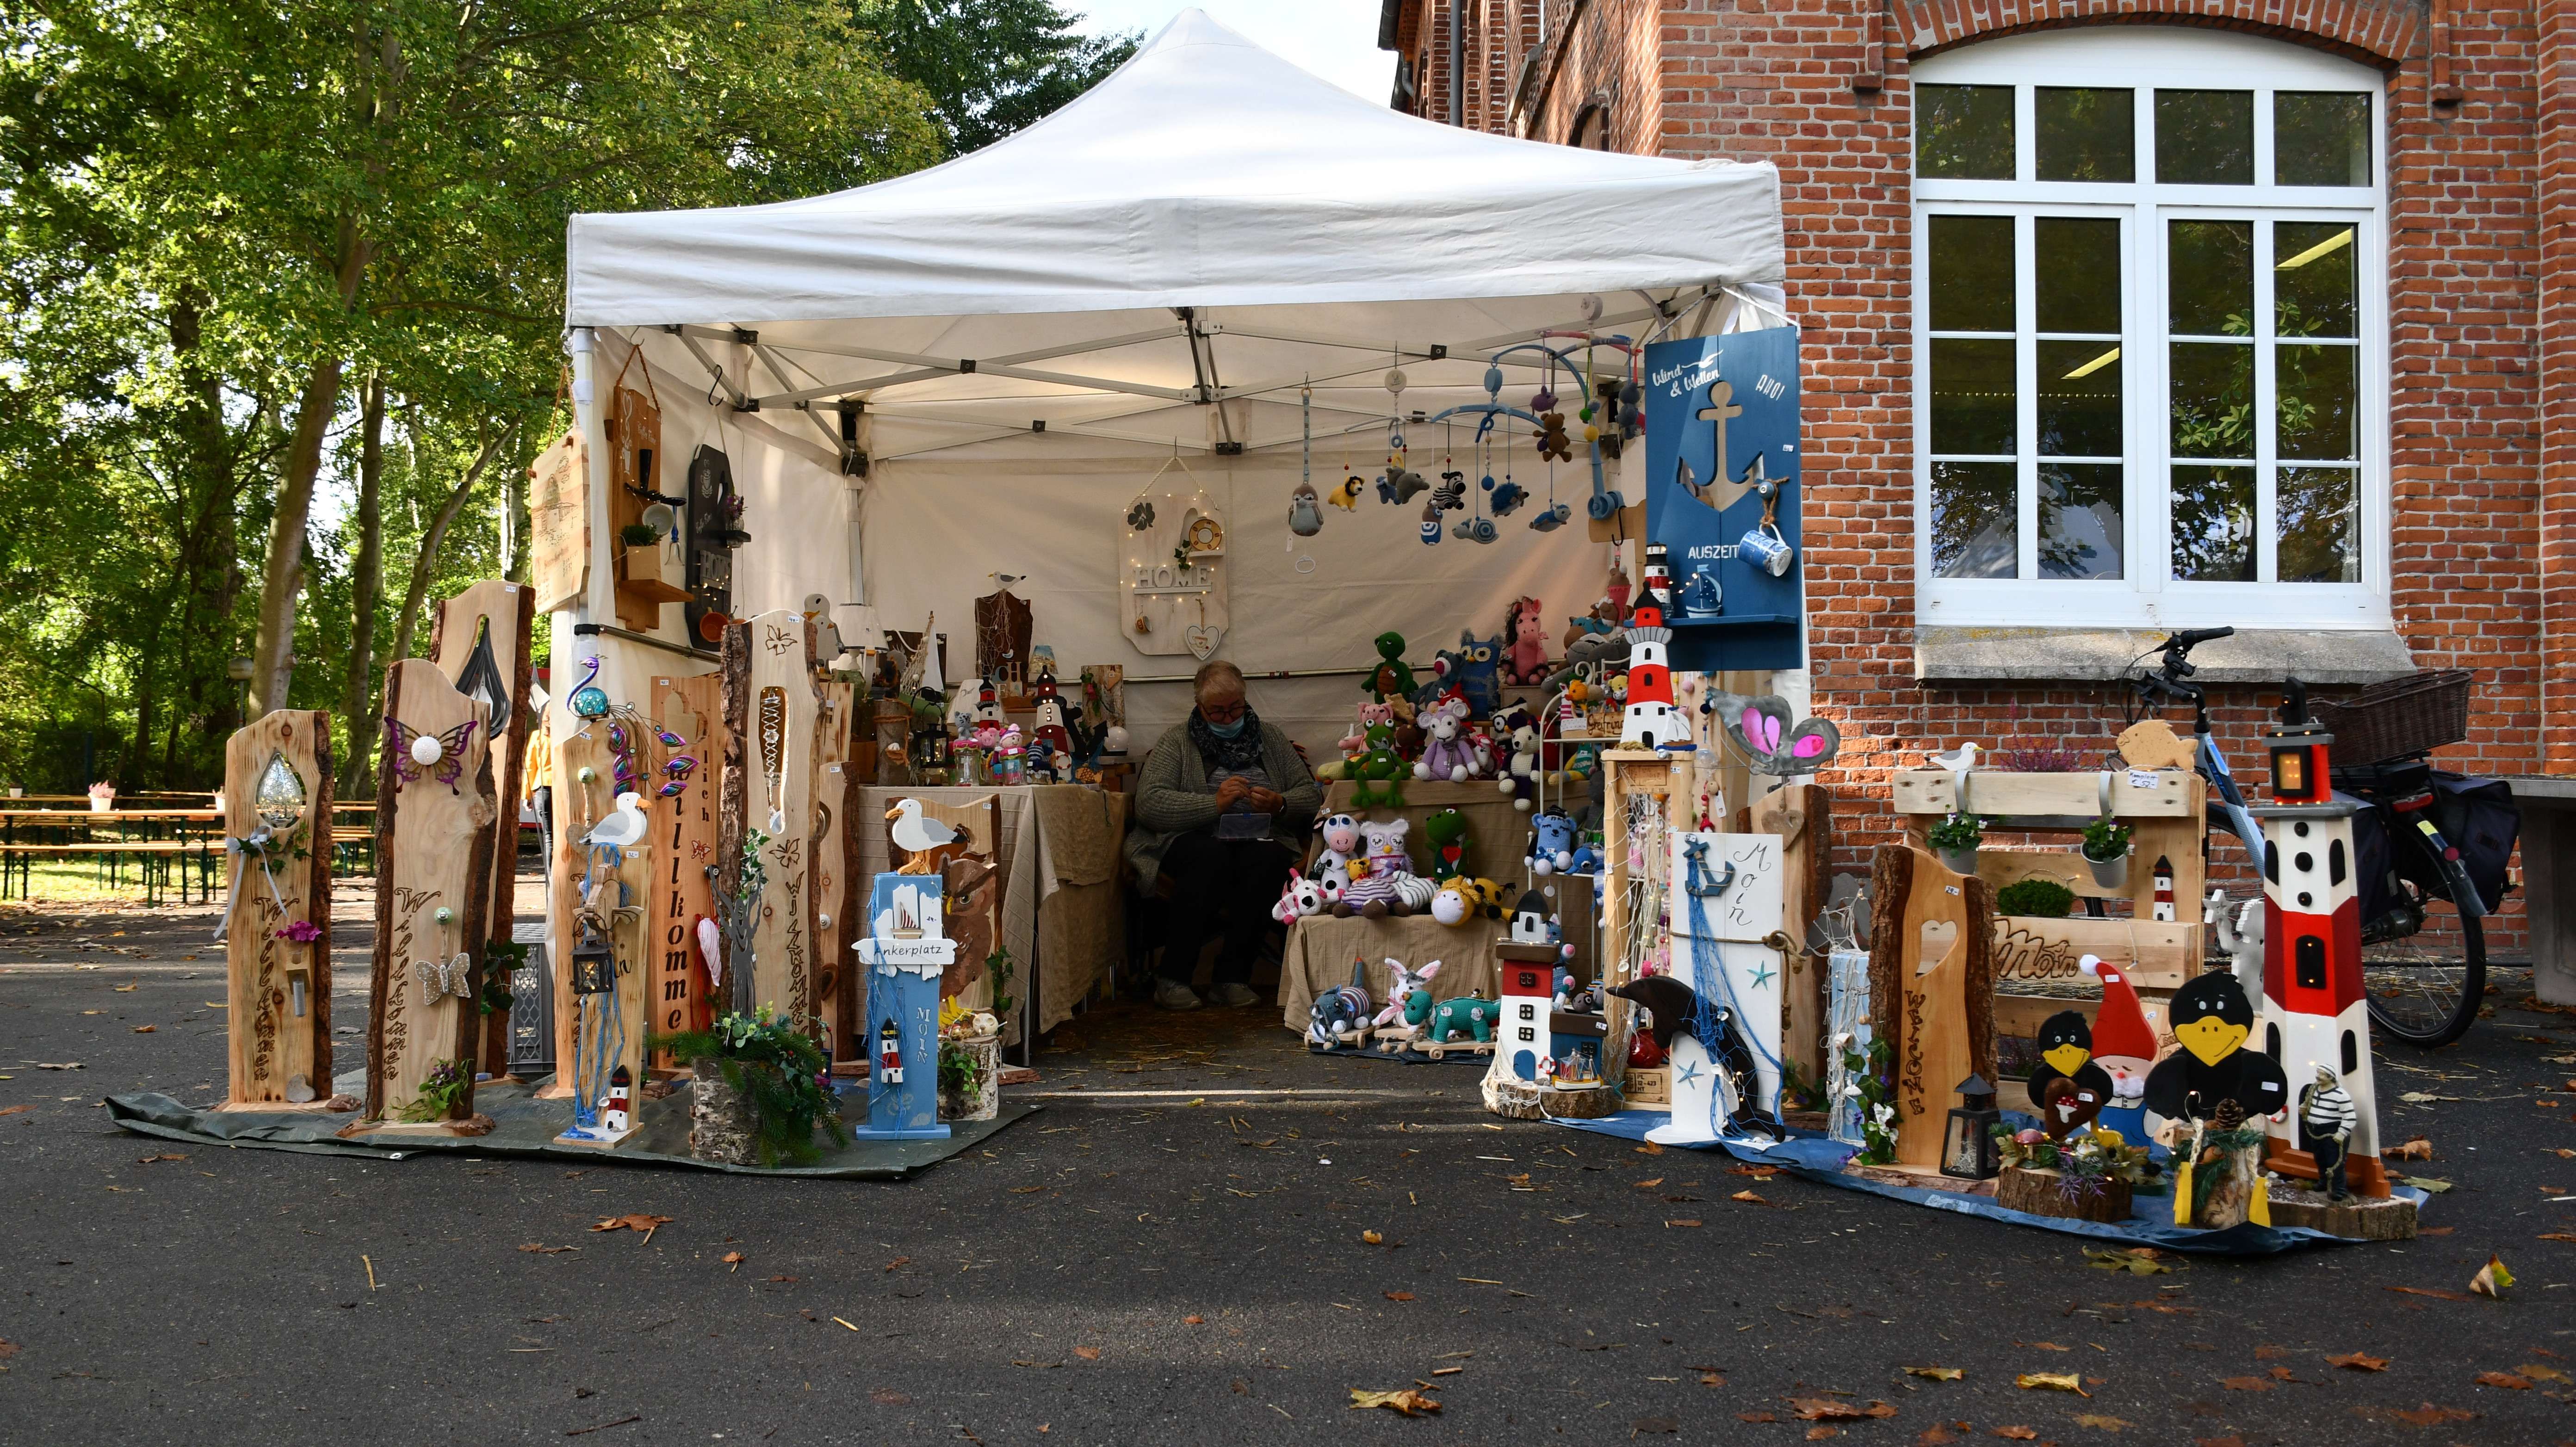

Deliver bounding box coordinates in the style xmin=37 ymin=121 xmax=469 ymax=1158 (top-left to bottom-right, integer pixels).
xmin=2311 ymin=669 xmax=2472 ymax=766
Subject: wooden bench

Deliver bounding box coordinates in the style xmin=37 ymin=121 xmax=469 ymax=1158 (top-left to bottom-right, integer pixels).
xmin=0 ymin=841 xmax=219 ymax=905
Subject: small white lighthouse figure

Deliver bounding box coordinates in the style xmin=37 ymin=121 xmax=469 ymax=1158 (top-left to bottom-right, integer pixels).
xmin=601 ymin=1064 xmax=632 ymax=1134
xmin=1619 ymin=564 xmax=1684 ymax=751
xmin=877 ymin=1017 xmax=905 ymax=1086
xmin=2254 ymin=683 xmax=2389 ymax=1198
xmin=1496 ymin=958 xmax=1554 ymax=1083
xmin=2150 ymin=855 xmax=2176 ymax=922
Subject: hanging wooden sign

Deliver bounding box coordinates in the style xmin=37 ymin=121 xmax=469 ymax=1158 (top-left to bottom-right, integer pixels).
xmin=527 ymin=428 xmax=589 ymax=615
xmin=429 ymin=579 xmax=535 ymax=1078
xmin=364 ymin=659 xmax=500 ymax=1127
xmin=218 ymin=710 xmax=338 ymax=1111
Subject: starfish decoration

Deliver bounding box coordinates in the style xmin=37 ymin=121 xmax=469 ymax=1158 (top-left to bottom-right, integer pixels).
xmin=1675 ymin=1059 xmax=1705 ymax=1088
xmin=1748 ymin=959 xmax=1777 ymax=990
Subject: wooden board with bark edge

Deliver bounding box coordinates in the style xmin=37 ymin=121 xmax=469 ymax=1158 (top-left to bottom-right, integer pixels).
xmin=605 ymin=382 xmax=666 ymax=631
xmin=1598 ymin=750 xmax=1693 ymax=1091
xmin=647 ymin=673 xmax=722 ymax=1068
xmin=364 ymin=659 xmax=498 ymax=1124
xmin=536 ymin=723 xmax=605 ymax=1100
xmin=736 ymin=611 xmax=823 ymax=1028
xmin=526 ymin=428 xmax=588 ymax=616
xmin=1748 ymin=781 xmax=1831 ymax=1092
xmin=218 ymin=711 xmax=336 ymax=1110
xmin=428 ymin=579 xmax=536 ymax=1079
xmin=810 ymin=694 xmax=853 ymax=1060
xmin=1866 ymin=844 xmax=1995 ymax=1174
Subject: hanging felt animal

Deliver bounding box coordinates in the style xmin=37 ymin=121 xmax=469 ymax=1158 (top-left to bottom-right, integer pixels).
xmin=1373 ymin=958 xmax=1443 ymax=1028
xmin=1307 ymin=958 xmax=1372 ymax=1049
xmin=1332 ymin=818 xmax=1419 ymax=918
xmin=1421 ymin=807 xmax=1471 ymax=881
xmin=1450 ymin=513 xmax=1498 ymax=544
xmin=1535 ymin=411 xmax=1574 ymax=462
xmin=1501 ymin=598 xmax=1552 ymax=686
xmin=1363 ymin=632 xmax=1418 ymax=702
xmin=1413 ymin=697 xmax=1484 ymax=783
xmin=1528 ymin=500 xmax=1572 ymax=532
xmin=1377 ymin=466 xmax=1427 ymax=506
xmin=1526 ymin=807 xmax=1579 ymax=875
xmin=1287 ymin=482 xmax=1324 ymax=538
xmin=1272 ymin=866 xmax=1328 ymax=925
xmin=2024 ymin=1009 xmax=2117 ymax=1140
xmin=1486 ymin=476 xmax=1526 ymax=516
xmin=1432 ymin=469 xmax=1467 ymax=511
xmin=1418 ymin=499 xmax=1443 ymax=546
xmin=1327 ymin=474 xmax=1365 ymax=510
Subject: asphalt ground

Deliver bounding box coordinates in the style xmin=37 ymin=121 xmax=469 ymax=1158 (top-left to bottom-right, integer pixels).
xmin=3 ymin=870 xmax=2574 ymax=1446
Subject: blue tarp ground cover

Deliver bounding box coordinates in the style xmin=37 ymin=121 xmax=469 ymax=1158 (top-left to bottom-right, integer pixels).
xmin=1552 ymin=1109 xmax=2425 ymax=1256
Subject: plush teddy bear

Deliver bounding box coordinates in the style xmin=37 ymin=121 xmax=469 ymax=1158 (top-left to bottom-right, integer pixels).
xmin=1493 ymin=706 xmax=1543 ymax=811
xmin=1526 ymin=806 xmax=1579 ymax=876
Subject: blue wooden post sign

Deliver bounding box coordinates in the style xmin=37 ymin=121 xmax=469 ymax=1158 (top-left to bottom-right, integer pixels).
xmin=1641 ymin=326 xmax=1804 ymax=673
xmin=849 ymin=872 xmax=952 ymax=1140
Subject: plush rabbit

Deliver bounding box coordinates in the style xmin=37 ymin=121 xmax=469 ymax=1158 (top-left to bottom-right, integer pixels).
xmin=1373 ymin=957 xmax=1443 ymax=1028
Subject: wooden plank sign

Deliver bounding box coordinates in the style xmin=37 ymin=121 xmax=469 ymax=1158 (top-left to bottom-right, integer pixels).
xmin=219 ymin=711 xmax=336 ymax=1110
xmin=810 ymin=678 xmax=855 ymax=1059
xmin=1890 ymin=767 xmax=2193 ymax=818
xmin=1751 ymin=782 xmax=1833 ymax=1090
xmin=527 ymin=428 xmax=588 ymax=616
xmin=537 ymin=722 xmax=601 ymax=1101
xmin=365 ymin=660 xmax=500 ymax=1125
xmin=1867 ymin=845 xmax=1996 ymax=1173
xmin=1670 ymin=830 xmax=1788 ymax=1117
xmin=648 ymin=673 xmax=722 ymax=1064
xmin=429 ymin=579 xmax=535 ymax=1077
xmin=732 ymin=611 xmax=824 ymax=1029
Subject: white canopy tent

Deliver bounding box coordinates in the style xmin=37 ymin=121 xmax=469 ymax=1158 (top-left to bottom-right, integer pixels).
xmin=557 ymin=9 xmax=1787 ymax=755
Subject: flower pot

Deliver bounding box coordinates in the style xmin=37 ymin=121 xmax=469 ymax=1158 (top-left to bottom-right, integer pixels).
xmin=2083 ymin=847 xmax=2130 ymax=890
xmin=1936 ymin=845 xmax=1978 ymax=876
xmin=88 ymin=795 xmax=114 ymax=813
xmin=938 ymin=1035 xmax=1002 ymax=1123
xmin=619 ymin=546 xmax=668 ymax=587
xmin=688 ymin=1055 xmax=765 ymax=1166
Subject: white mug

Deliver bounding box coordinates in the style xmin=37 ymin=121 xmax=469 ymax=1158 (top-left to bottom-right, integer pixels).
xmin=1738 ymin=522 xmax=1794 ymax=578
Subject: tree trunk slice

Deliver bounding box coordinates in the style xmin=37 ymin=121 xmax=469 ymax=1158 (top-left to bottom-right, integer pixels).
xmin=429 ymin=579 xmax=534 ymax=1077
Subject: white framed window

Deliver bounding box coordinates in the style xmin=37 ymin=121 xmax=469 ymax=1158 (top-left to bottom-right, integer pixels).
xmin=1912 ymin=28 xmax=2388 ymax=630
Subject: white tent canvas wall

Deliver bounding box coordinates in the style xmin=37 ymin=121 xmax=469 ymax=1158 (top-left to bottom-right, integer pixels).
xmin=556 ymin=8 xmax=1786 ymax=758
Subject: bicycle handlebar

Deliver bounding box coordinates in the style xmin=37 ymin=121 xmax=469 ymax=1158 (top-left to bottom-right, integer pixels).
xmin=2165 ymin=626 xmax=2235 ymax=651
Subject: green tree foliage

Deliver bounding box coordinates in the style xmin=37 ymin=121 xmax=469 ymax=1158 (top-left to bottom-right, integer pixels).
xmin=0 ymin=0 xmax=956 ymax=792
xmin=856 ymin=0 xmax=1138 ymax=155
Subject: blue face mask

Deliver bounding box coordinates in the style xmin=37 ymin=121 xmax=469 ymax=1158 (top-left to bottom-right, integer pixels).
xmin=1203 ymin=713 xmax=1248 ymax=738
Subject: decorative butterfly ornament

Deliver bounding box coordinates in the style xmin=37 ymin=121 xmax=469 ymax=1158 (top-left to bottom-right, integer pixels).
xmin=1723 ymin=695 xmax=1841 ymax=777
xmin=415 ymin=952 xmax=473 ymax=1001
xmin=384 ymin=718 xmax=479 ymax=793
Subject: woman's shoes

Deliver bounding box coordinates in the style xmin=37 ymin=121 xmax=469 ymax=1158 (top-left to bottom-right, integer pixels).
xmin=1154 ymin=979 xmax=1203 ymax=1010
xmin=1208 ymin=983 xmax=1260 ymax=1008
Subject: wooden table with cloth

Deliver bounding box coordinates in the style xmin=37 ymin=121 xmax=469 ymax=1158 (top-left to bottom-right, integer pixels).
xmin=1276 ymin=780 xmax=1595 ymax=1035
xmin=855 ymin=785 xmax=1127 ymax=1049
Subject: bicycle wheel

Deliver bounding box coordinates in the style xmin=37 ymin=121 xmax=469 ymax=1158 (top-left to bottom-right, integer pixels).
xmin=2361 ymin=881 xmax=2486 ymax=1048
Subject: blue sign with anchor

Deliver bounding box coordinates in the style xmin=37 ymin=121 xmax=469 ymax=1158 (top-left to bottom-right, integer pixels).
xmin=1641 ymin=327 xmax=1803 ymax=673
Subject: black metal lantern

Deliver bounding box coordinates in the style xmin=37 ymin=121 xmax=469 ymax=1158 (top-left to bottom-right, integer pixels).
xmin=1941 ymin=1072 xmax=2002 ymax=1180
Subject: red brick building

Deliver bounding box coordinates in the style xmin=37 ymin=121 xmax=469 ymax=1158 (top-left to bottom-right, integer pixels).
xmin=1377 ymin=0 xmax=2557 ymax=946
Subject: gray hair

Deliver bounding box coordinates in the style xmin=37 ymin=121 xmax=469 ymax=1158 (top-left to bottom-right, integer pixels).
xmin=1192 ymin=659 xmax=1246 ymax=700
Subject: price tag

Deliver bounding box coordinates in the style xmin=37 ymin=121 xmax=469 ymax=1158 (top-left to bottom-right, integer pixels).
xmin=2126 ymin=768 xmax=2159 ymax=790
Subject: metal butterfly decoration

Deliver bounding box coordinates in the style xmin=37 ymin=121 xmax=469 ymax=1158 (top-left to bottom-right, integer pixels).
xmin=1707 ymin=693 xmax=1840 ymax=777
xmin=415 ymin=952 xmax=473 ymax=1001
xmin=384 ymin=717 xmax=479 ymax=793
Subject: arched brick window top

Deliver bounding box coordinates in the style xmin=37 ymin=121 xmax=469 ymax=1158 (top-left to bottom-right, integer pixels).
xmin=1904 ymin=3 xmax=2413 ymax=71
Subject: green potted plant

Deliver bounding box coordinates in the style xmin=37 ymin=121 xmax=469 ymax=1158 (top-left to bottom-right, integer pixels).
xmin=1994 ymin=878 xmax=2076 ymax=919
xmin=2080 ymin=815 xmax=2133 ymax=889
xmin=1926 ymin=811 xmax=1984 ymax=875
xmin=653 ymin=1007 xmax=843 ymax=1167
xmin=618 ymin=521 xmax=668 ymax=586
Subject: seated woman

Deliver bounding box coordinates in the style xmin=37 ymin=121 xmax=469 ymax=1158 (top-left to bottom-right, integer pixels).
xmin=1122 ymin=660 xmax=1320 ymax=1009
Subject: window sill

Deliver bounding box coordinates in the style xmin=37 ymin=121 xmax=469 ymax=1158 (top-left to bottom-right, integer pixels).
xmin=1912 ymin=625 xmax=2417 ymax=685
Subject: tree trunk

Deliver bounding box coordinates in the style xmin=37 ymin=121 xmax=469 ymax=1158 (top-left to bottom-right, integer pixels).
xmin=248 ymin=356 xmax=347 ymax=718
xmin=503 ymin=442 xmax=529 ymax=581
xmin=339 ymin=373 xmax=388 ymax=793
xmin=388 ymin=429 xmax=504 ymax=666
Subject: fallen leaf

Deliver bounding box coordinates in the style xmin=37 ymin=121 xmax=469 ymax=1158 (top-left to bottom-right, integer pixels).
xmin=1992 ymin=1429 xmax=2038 ymax=1441
xmin=517 ymin=1244 xmax=577 ymax=1255
xmin=1009 ymin=1184 xmax=1045 ymax=1194
xmin=2018 ymin=1372 xmax=2087 ymax=1396
xmin=2385 ymin=1286 xmax=2476 ymax=1302
xmin=588 ymin=1214 xmax=672 ymax=1243
xmin=1073 ymin=1347 xmax=1100 ymax=1361
xmin=2220 ymin=1376 xmax=2273 ymax=1392
xmin=1381 ymin=1292 xmax=1412 ymax=1302
xmin=1631 ymin=1418 xmax=1678 ymax=1435
xmin=720 ymin=1251 xmax=745 ymax=1272
xmin=1347 ymin=1388 xmax=1440 ymax=1416
xmin=2474 ymin=1371 xmax=2532 ymax=1390
xmin=2538 ymin=1233 xmax=2576 ymax=1243
xmin=2399 ymin=1092 xmax=2460 ymax=1103
xmin=2085 ymin=1248 xmax=2172 ymax=1275
xmin=1184 ymin=1314 xmax=1206 ymax=1323
xmin=0 ymin=1106 xmax=29 ymax=1118
xmin=2019 ymin=1342 xmax=2071 ymax=1352
xmin=1634 ymin=1177 xmax=1666 ymax=1188
xmin=832 ymin=1317 xmax=860 ymax=1332
xmin=114 ymin=983 xmax=135 ymax=991
xmin=869 ymin=1388 xmax=910 ymax=1405
xmin=1729 ymin=1190 xmax=1769 ymax=1206
xmin=2516 ymin=1361 xmax=2571 ymax=1383
xmin=131 ymin=1025 xmax=155 ymax=1033
xmin=1729 ymin=1163 xmax=1782 ymax=1178
xmin=1906 ymin=1366 xmax=1965 ymax=1381
xmin=0 ymin=1341 xmax=18 ymax=1359
xmin=765 ymin=1275 xmax=797 ymax=1283
xmin=2194 ymin=1438 xmax=2245 ymax=1447
xmin=1636 ymin=1143 xmax=1664 ymax=1155
xmin=1362 ymin=1230 xmax=1384 ymax=1245
xmin=2074 ymin=1414 xmax=2130 ymax=1431
xmin=135 ymin=1153 xmax=185 ymax=1163
xmin=2387 ymin=1137 xmax=2434 ymax=1160
xmin=2387 ymin=1404 xmax=2474 ymax=1426
xmin=2328 ymin=1352 xmax=2389 ymax=1372
xmin=1700 ymin=1372 xmax=1726 ymax=1387
xmin=1791 ymin=1398 xmax=1897 ymax=1421
xmin=2470 ymin=1255 xmax=2514 ymax=1299
xmin=2400 ymin=1175 xmax=2454 ymax=1194
xmin=1807 ymin=1429 xmax=1839 ymax=1441
xmin=1666 ymin=1219 xmax=1704 ymax=1228
xmin=2254 ymin=1344 xmax=2288 ymax=1360
xmin=1918 ymin=1428 xmax=1958 ymax=1445
xmin=884 ymin=1256 xmax=910 ymax=1271
xmin=1738 ymin=1411 xmax=1778 ymax=1423
xmin=2266 ymin=1365 xmax=2294 ymax=1381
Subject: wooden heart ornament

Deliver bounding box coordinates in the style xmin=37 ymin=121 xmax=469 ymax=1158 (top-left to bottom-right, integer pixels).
xmin=1184 ymin=624 xmax=1221 ymax=660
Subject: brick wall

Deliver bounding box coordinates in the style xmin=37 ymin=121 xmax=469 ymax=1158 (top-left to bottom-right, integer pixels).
xmin=1386 ymin=0 xmax=2547 ymax=954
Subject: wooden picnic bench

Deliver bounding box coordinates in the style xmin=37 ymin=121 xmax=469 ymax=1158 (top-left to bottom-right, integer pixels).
xmin=0 ymin=807 xmax=222 ymax=905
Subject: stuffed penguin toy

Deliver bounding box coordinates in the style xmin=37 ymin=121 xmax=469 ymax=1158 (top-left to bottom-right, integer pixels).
xmin=2142 ymin=973 xmax=2289 ymax=1126
xmin=2024 ymin=1010 xmax=2115 ymax=1140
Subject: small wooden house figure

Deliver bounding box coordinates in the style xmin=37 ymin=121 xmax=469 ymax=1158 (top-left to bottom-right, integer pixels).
xmin=1497 ymin=958 xmax=1554 ymax=1082
xmin=602 ymin=1065 xmax=632 ymax=1135
xmin=2151 ymin=855 xmax=2176 ymax=922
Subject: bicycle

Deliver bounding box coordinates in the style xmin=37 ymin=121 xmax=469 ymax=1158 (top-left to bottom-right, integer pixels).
xmin=2123 ymin=627 xmax=2488 ymax=1047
